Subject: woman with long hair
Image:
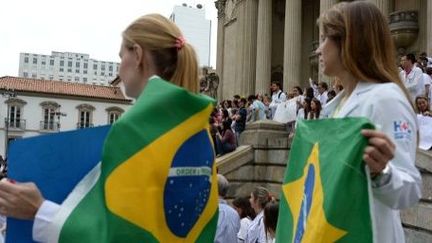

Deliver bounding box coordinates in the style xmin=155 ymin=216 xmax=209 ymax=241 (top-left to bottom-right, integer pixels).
xmin=316 ymin=2 xmax=421 ymax=242
xmin=415 ymin=96 xmax=432 ymax=116
xmin=263 ymin=201 xmax=279 ymax=243
xmin=0 ymin=13 xmax=212 ymax=242
xmin=308 ymin=97 xmax=322 ymax=120
xmin=232 ymin=196 xmax=256 ymax=243
xmin=244 ymin=186 xmax=271 ymax=243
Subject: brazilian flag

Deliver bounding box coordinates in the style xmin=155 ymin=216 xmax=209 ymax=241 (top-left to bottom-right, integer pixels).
xmin=276 ymin=118 xmax=375 ymax=243
xmin=45 ymin=77 xmax=219 ymax=242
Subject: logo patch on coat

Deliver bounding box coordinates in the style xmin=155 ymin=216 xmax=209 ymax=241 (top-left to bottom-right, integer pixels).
xmin=393 ymin=121 xmax=412 ymax=140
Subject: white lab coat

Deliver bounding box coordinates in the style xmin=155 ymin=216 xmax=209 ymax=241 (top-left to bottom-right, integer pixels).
xmin=244 ymin=211 xmax=266 ymax=243
xmin=322 ymin=81 xmax=422 ymax=243
xmin=399 ymin=67 xmax=424 ymax=101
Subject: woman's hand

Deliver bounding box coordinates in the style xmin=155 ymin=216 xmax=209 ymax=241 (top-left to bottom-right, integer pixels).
xmin=0 ymin=179 xmax=44 ymax=220
xmin=361 ymin=129 xmax=396 ymax=174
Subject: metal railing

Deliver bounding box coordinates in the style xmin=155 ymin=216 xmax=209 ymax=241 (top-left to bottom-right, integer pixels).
xmin=76 ymin=122 xmax=94 ymax=129
xmin=40 ymin=121 xmax=60 ymax=131
xmin=5 ymin=119 xmax=26 ymax=130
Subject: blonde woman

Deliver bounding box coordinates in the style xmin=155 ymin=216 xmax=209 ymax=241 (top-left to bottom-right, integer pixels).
xmin=317 ymin=2 xmax=421 ymax=242
xmin=244 ymin=187 xmax=271 ymax=243
xmin=0 ymin=14 xmax=204 ymax=242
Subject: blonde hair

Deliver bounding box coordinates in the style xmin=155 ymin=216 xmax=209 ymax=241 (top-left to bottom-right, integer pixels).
xmin=318 ymin=1 xmax=412 ymax=105
xmin=252 ymin=186 xmax=271 ymax=209
xmin=122 ymin=14 xmax=199 ymax=92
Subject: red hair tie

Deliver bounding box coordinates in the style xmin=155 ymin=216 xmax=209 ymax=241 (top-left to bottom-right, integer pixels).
xmin=174 ymin=36 xmax=186 ymax=51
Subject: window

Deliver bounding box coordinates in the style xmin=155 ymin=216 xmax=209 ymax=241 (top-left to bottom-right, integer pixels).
xmin=68 ymin=61 xmax=72 ymax=67
xmin=109 ymin=113 xmax=119 ymax=124
xmin=75 ymin=69 xmax=80 ymax=73
xmin=93 ymin=64 xmax=97 ymax=69
xmin=33 ymin=58 xmax=37 ymax=64
xmin=83 ymin=77 xmax=87 ymax=82
xmin=6 ymin=98 xmax=27 ymax=130
xmin=77 ymin=104 xmax=95 ymax=128
xmin=24 ymin=57 xmax=29 ymax=63
xmin=101 ymin=65 xmax=106 ymax=71
xmin=59 ymin=68 xmax=64 ymax=72
xmin=109 ymin=66 xmax=113 ymax=71
xmin=75 ymin=77 xmax=79 ymax=81
xmin=23 ymin=72 xmax=28 ymax=77
xmin=60 ymin=60 xmax=64 ymax=66
xmin=42 ymin=61 xmax=46 ymax=65
xmin=84 ymin=63 xmax=88 ymax=69
xmin=76 ymin=62 xmax=80 ymax=68
xmin=32 ymin=73 xmax=37 ymax=78
xmin=83 ymin=70 xmax=87 ymax=74
xmin=101 ymin=72 xmax=105 ymax=76
xmin=94 ymin=71 xmax=97 ymax=75
xmin=49 ymin=75 xmax=54 ymax=80
xmin=68 ymin=69 xmax=72 ymax=73
xmin=50 ymin=59 xmax=54 ymax=65
xmin=106 ymin=107 xmax=124 ymax=124
xmin=40 ymin=102 xmax=60 ymax=131
xmin=109 ymin=73 xmax=113 ymax=76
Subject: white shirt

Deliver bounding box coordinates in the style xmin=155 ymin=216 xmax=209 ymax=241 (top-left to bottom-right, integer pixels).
xmin=270 ymin=90 xmax=286 ymax=108
xmin=237 ymin=217 xmax=252 ymax=243
xmin=322 ymin=81 xmax=422 ymax=243
xmin=399 ymin=67 xmax=424 ymax=101
xmin=215 ymin=199 xmax=241 ymax=243
xmin=318 ymin=90 xmax=328 ymax=106
xmin=33 ymin=200 xmax=61 ymax=242
xmin=244 ymin=211 xmax=266 ymax=243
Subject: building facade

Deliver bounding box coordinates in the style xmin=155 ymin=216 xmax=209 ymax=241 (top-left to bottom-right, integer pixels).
xmin=18 ymin=51 xmax=120 ymax=85
xmin=170 ymin=4 xmax=212 ymax=67
xmin=215 ymin=0 xmax=432 ymax=100
xmin=0 ymin=76 xmax=132 ymax=157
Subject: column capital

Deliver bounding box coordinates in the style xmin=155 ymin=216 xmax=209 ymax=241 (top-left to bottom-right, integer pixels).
xmin=215 ymin=0 xmax=227 ymax=19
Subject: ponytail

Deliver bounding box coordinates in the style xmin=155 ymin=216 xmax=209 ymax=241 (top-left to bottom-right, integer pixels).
xmin=122 ymin=14 xmax=199 ymax=93
xmin=171 ymin=43 xmax=199 ymax=93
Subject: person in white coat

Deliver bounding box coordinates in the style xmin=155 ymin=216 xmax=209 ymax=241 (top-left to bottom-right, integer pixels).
xmin=269 ymin=81 xmax=286 ymax=119
xmin=244 ymin=187 xmax=271 ymax=243
xmin=399 ymin=53 xmax=424 ymax=102
xmin=317 ymin=2 xmax=422 ymax=243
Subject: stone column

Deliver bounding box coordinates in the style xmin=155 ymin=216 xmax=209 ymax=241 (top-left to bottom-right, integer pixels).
xmin=283 ymin=0 xmax=302 ymax=91
xmin=318 ymin=0 xmax=338 ymax=83
xmin=255 ymin=0 xmax=272 ymax=95
xmin=215 ymin=0 xmax=226 ymax=101
xmin=241 ymin=0 xmax=258 ymax=96
xmin=428 ymin=0 xmax=432 ymax=55
xmin=368 ymin=0 xmax=389 ymax=17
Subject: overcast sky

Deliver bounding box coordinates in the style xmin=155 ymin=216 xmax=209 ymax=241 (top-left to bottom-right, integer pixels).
xmin=0 ymin=0 xmax=217 ymax=76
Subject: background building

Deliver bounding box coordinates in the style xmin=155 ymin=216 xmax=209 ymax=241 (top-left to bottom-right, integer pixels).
xmin=215 ymin=0 xmax=432 ymax=100
xmin=170 ymin=3 xmax=212 ymax=67
xmin=0 ymin=76 xmax=132 ymax=156
xmin=18 ymin=51 xmax=120 ymax=85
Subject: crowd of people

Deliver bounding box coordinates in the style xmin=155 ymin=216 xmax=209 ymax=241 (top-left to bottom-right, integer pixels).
xmin=0 ymin=1 xmax=427 ymax=242
xmin=210 ymin=51 xmax=432 ymax=155
xmin=215 ymin=174 xmax=278 ymax=243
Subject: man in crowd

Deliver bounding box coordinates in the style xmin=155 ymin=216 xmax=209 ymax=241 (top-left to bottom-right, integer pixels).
xmin=269 ymin=81 xmax=286 ymax=119
xmin=247 ymin=95 xmax=266 ymax=122
xmin=400 ymin=53 xmax=424 ymax=101
xmin=214 ymin=174 xmax=240 ymax=243
xmin=309 ymin=78 xmax=329 ymax=106
xmin=233 ymin=98 xmax=247 ymax=143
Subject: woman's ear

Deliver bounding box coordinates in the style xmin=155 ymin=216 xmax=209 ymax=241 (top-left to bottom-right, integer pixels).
xmin=132 ymin=43 xmax=144 ymax=69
